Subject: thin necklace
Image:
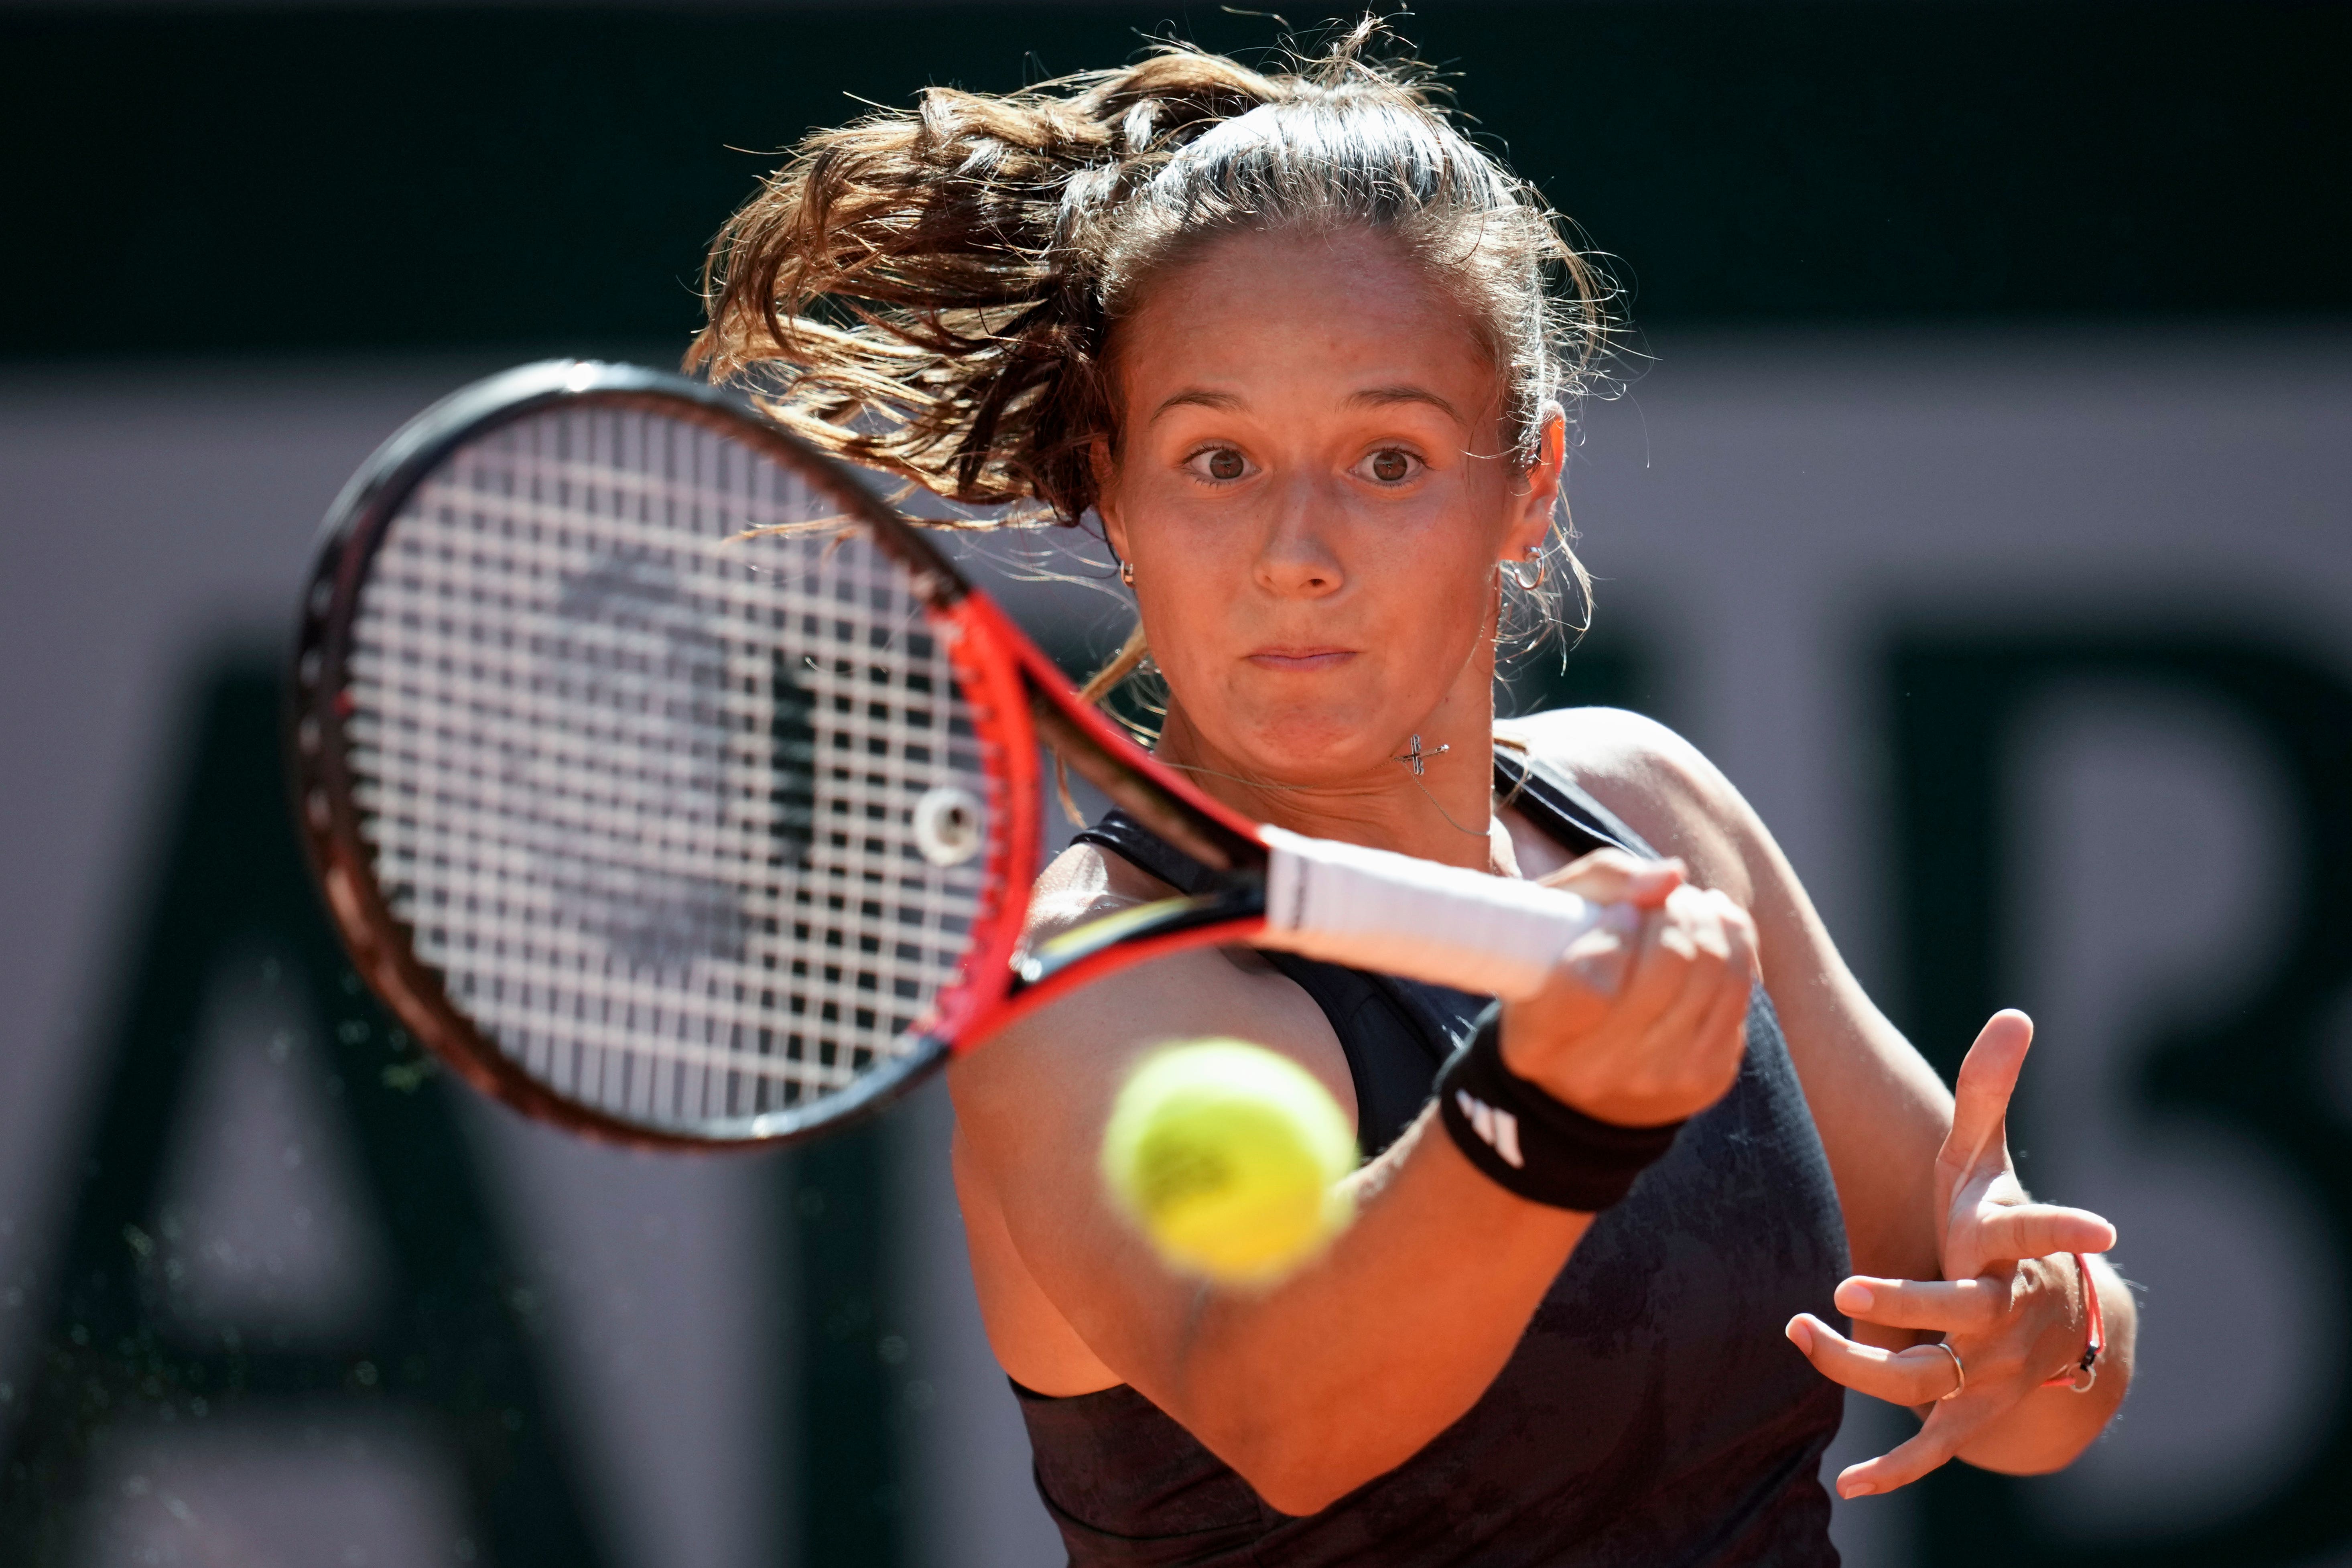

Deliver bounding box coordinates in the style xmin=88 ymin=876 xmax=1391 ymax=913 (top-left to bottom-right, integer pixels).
xmin=1407 ymin=769 xmax=1502 ymax=840
xmin=1158 ymin=758 xmax=1310 ymax=793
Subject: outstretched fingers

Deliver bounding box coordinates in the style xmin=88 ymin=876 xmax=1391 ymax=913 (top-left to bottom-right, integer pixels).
xmin=1783 ymin=1314 xmax=1966 ymax=1406
xmin=1832 ymin=1276 xmax=2002 ymax=1336
xmin=1974 ymin=1201 xmax=2118 ymax=1262
xmin=1942 ymin=1010 xmax=2033 ymax=1173
xmin=1787 ymin=1314 xmax=1994 ymax=1497
xmin=1834 ymin=1414 xmax=1978 ymax=1499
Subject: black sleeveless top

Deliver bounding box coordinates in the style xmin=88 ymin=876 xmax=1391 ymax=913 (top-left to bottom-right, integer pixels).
xmin=1018 ymin=748 xmax=1850 ymax=1568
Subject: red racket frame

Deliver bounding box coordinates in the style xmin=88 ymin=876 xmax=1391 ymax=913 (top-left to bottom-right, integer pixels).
xmin=920 ymin=588 xmax=1273 ymax=1054
xmin=292 ymin=360 xmax=1284 ymax=1150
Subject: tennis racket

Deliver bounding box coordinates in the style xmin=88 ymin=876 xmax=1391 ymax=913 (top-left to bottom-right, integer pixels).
xmin=288 ymin=360 xmax=1625 ymax=1148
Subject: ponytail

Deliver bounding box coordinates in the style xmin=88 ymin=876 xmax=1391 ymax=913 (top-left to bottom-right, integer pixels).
xmin=690 ymin=49 xmax=1284 ymax=522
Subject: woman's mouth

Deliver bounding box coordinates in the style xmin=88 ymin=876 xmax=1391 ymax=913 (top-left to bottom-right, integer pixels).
xmin=1245 ymin=647 xmax=1357 ymax=672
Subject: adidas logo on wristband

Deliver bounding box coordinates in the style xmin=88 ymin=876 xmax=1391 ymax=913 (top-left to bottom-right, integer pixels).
xmin=1437 ymin=1002 xmax=1689 ymax=1211
xmin=1453 ymin=1090 xmax=1525 ymax=1168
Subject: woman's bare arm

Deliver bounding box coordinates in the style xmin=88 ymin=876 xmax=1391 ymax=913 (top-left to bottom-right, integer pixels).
xmin=1507 ymin=707 xmax=2133 ymax=1484
xmin=951 ymin=839 xmax=1747 ymax=1515
xmin=1505 ymin=707 xmax=1951 ymax=1298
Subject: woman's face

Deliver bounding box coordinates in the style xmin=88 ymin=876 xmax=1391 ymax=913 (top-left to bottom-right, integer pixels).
xmin=1097 ymin=226 xmax=1562 ymax=785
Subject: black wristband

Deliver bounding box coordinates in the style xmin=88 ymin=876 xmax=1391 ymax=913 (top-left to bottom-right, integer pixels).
xmin=1435 ymin=1003 xmax=1685 ymax=1212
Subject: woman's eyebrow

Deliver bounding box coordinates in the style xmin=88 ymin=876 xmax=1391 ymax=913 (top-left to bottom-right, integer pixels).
xmin=1149 ymin=388 xmax=1243 ymax=423
xmin=1147 ymin=384 xmax=1464 ymax=425
xmin=1349 ymin=385 xmax=1466 ymax=425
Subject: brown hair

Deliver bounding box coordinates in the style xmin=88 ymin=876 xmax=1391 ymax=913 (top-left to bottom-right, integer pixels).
xmin=691 ymin=20 xmax=1613 ymax=695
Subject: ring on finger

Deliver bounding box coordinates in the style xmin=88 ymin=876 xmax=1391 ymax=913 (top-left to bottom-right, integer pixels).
xmin=1931 ymin=1341 xmax=1966 ymax=1402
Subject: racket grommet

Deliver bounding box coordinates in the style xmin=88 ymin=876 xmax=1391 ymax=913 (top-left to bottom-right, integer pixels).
xmin=913 ymin=786 xmax=986 ymax=867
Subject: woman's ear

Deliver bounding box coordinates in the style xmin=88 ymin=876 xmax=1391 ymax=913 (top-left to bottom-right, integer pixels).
xmin=1501 ymin=405 xmax=1568 ymax=559
xmin=1089 ymin=436 xmax=1131 ymax=560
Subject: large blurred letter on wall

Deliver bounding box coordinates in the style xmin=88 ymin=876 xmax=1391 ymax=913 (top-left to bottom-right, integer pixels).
xmin=0 ymin=663 xmax=613 ymax=1568
xmin=1893 ymin=632 xmax=2352 ymax=1567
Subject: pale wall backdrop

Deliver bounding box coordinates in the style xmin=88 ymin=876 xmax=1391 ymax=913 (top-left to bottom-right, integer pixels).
xmin=4 ymin=327 xmax=2349 ymax=1565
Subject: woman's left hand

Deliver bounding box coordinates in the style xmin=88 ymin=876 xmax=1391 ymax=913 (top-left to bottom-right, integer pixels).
xmin=1784 ymin=1009 xmax=2118 ymax=1497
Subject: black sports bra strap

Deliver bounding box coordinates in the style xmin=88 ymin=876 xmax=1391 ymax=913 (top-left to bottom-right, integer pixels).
xmin=1071 ymin=812 xmax=1223 ymax=897
xmin=1072 ymin=745 xmax=1663 ymax=898
xmin=1492 ymin=745 xmax=1659 ymax=861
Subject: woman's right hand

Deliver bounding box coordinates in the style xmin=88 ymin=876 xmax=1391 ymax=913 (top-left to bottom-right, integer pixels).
xmin=1499 ymin=850 xmax=1757 ymax=1127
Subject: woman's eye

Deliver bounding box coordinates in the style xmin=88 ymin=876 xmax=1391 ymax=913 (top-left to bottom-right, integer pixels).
xmin=1186 ymin=447 xmax=1249 ymax=482
xmin=1361 ymin=447 xmax=1420 ymax=484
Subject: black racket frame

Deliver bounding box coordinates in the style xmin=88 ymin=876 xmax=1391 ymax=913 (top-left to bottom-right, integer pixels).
xmin=287 ymin=360 xmax=1259 ymax=1150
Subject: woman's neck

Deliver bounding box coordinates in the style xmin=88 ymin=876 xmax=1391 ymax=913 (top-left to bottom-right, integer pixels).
xmin=1151 ymin=687 xmax=1504 ymax=875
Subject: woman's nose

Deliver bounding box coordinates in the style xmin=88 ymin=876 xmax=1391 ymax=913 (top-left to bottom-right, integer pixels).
xmin=1253 ymin=478 xmax=1345 ymax=598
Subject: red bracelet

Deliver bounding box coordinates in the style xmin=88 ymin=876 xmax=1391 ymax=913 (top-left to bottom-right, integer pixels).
xmin=2041 ymin=1251 xmax=2104 ymax=1391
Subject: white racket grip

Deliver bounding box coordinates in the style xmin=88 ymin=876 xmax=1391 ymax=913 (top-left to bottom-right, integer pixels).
xmin=1255 ymin=827 xmax=1639 ymax=999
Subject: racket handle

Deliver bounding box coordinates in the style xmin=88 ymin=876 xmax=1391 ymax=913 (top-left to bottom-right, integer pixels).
xmin=1255 ymin=827 xmax=1638 ymax=999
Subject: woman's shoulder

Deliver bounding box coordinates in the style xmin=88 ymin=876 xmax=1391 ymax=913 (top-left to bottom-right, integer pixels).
xmin=1023 ymin=835 xmax=1176 ymax=949
xmin=985 ymin=835 xmax=1358 ymax=1121
xmin=1498 ymin=706 xmax=1761 ymax=904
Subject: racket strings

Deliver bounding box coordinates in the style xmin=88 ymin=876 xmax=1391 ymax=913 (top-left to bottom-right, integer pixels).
xmin=343 ymin=405 xmax=991 ymax=1131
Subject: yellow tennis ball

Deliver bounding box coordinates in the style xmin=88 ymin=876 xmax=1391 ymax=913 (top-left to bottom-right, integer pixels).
xmin=1102 ymin=1040 xmax=1359 ymax=1286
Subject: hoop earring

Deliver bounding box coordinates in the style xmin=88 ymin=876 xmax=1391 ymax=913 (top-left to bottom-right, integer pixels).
xmin=1119 ymin=559 xmax=1135 ymax=587
xmin=1502 ymin=551 xmax=1547 ymax=591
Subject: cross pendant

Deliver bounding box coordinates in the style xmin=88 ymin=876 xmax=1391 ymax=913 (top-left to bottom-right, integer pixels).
xmin=1394 ymin=733 xmax=1450 ymax=776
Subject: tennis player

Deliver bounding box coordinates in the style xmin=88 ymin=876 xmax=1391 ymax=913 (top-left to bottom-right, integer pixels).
xmin=693 ymin=24 xmax=2134 ymax=1564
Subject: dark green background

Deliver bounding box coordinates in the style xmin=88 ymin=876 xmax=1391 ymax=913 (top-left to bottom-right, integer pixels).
xmin=2 ymin=0 xmax=2347 ymax=361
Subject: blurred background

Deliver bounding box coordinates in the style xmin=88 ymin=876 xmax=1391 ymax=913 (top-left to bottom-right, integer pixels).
xmin=2 ymin=2 xmax=2348 ymax=1564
